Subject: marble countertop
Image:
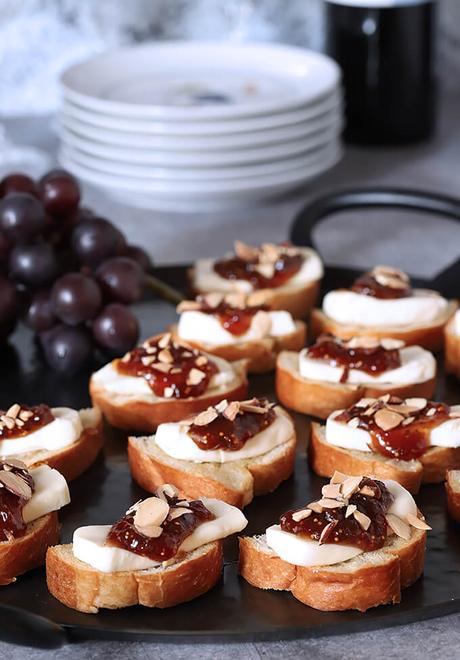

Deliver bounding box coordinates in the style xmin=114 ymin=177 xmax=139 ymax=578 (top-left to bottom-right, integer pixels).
xmin=1 ymin=91 xmax=460 ymax=658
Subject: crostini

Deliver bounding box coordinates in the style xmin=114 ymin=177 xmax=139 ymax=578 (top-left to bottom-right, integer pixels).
xmin=276 ymin=334 xmax=436 ymax=419
xmin=188 ymin=241 xmax=323 ymax=319
xmin=0 ymin=403 xmax=103 ymax=482
xmin=446 ymin=470 xmax=460 ymax=522
xmin=128 ymin=397 xmax=296 ymax=509
xmin=90 ymin=333 xmax=248 ymax=432
xmin=46 ymin=483 xmax=247 ymax=613
xmin=311 ymin=265 xmax=456 ymax=351
xmin=445 ymin=309 xmax=460 ymax=379
xmin=0 ymin=459 xmax=70 ymax=585
xmin=172 ymin=292 xmax=306 ymax=374
xmin=310 ymin=395 xmax=460 ymax=493
xmin=239 ymin=472 xmax=429 ymax=612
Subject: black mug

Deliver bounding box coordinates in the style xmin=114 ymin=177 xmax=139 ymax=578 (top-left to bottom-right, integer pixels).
xmin=325 ymin=0 xmax=436 ymax=144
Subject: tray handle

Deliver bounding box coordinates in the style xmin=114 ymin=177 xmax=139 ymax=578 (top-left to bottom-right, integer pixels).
xmin=290 ymin=187 xmax=460 ymax=297
xmin=0 ymin=603 xmax=67 ymax=648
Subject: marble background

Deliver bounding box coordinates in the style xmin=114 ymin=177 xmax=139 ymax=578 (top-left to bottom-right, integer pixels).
xmin=0 ymin=0 xmax=459 ymax=116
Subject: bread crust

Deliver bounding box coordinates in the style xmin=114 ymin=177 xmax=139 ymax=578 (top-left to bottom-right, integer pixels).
xmin=170 ymin=320 xmax=306 ymax=374
xmin=0 ymin=512 xmax=60 ymax=586
xmin=128 ymin=414 xmax=296 ymax=508
xmin=276 ymin=350 xmax=436 ymax=420
xmin=310 ymin=422 xmax=460 ymax=493
xmin=311 ymin=301 xmax=458 ymax=352
xmin=445 ymin=315 xmax=460 ymax=379
xmin=46 ymin=541 xmax=223 ymax=613
xmin=238 ymin=527 xmax=426 ymax=612
xmin=90 ymin=360 xmax=248 ymax=432
xmin=446 ymin=470 xmax=460 ymax=523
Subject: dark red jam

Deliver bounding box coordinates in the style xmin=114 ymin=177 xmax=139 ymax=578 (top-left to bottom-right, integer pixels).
xmin=106 ymin=496 xmax=214 ymax=561
xmin=214 ymin=252 xmax=304 ymax=290
xmin=306 ymin=335 xmax=401 ymax=383
xmin=334 ymin=398 xmax=450 ymax=460
xmin=200 ymin=301 xmax=268 ymax=337
xmin=0 ymin=461 xmax=34 ymax=542
xmin=280 ymin=477 xmax=393 ymax=552
xmin=188 ymin=399 xmax=276 ymax=451
xmin=116 ymin=336 xmax=219 ymax=399
xmin=351 ymin=272 xmax=412 ymax=299
xmin=0 ymin=404 xmax=54 ymax=440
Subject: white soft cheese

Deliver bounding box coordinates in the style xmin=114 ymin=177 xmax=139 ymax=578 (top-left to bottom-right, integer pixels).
xmin=193 ymin=247 xmax=323 ymax=294
xmin=154 ymin=408 xmax=293 ymax=463
xmin=454 ymin=309 xmax=460 ymax=336
xmin=0 ymin=407 xmax=83 ymax=457
xmin=72 ymin=498 xmax=247 ymax=573
xmin=322 ymin=289 xmax=449 ymax=328
xmin=177 ymin=310 xmax=296 ymax=346
xmin=298 ymin=345 xmax=436 ymax=385
xmin=265 ymin=479 xmax=417 ymax=567
xmin=22 ymin=465 xmax=70 ymax=524
xmin=91 ymin=353 xmax=238 ymax=398
xmin=325 ymin=404 xmax=460 ymax=452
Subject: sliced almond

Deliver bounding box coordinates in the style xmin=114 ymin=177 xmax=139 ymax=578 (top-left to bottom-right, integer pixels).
xmin=307 ymin=501 xmax=323 ymax=513
xmin=317 ymin=498 xmax=344 ymax=509
xmin=380 ymin=338 xmax=405 ymax=350
xmin=203 ymin=292 xmax=224 ymax=308
xmin=239 ymin=400 xmax=268 ymax=414
xmin=254 ymin=263 xmax=275 ymax=279
xmin=223 ymin=401 xmax=240 ymax=422
xmin=141 ymin=355 xmax=157 ymax=366
xmin=359 ymin=485 xmax=375 ymax=497
xmin=374 ymin=409 xmax=404 ymax=431
xmin=135 ymin=524 xmax=163 ymax=538
xmin=192 ymin=408 xmax=218 ymax=426
xmin=251 ymin=310 xmax=271 ymax=338
xmin=195 ymin=355 xmax=208 ymax=367
xmin=404 ymin=397 xmax=427 ymax=411
xmin=215 ymin=399 xmax=228 ymax=414
xmin=426 ymin=408 xmax=437 ymax=417
xmin=187 ymin=368 xmax=205 ymax=385
xmin=3 ymin=458 xmax=26 ymax=470
xmin=321 ymin=483 xmax=342 ymax=499
xmin=152 ymin=362 xmax=172 ymax=373
xmin=346 ymin=336 xmax=380 ymax=349
xmin=6 ymin=404 xmax=20 ymax=419
xmin=406 ymin=512 xmax=431 ymax=530
xmin=330 ymin=471 xmax=349 ymax=484
xmin=1 ymin=416 xmax=15 ymax=430
xmin=260 ymin=243 xmax=280 ymax=262
xmin=0 ymin=471 xmax=32 ymax=499
xmin=168 ymin=507 xmax=191 ymax=520
xmin=353 ymin=509 xmax=371 ymax=531
xmin=158 ymin=333 xmax=171 ymax=349
xmin=15 ymin=419 xmax=24 ymax=428
xmin=155 ymin=484 xmax=179 ymax=501
xmin=292 ymin=509 xmax=312 ymax=523
xmin=345 ymin=504 xmax=357 ymax=518
xmin=234 ymin=240 xmax=258 ymax=262
xmin=355 ymin=397 xmax=376 ymax=409
xmin=341 ymin=476 xmax=363 ymax=499
xmin=134 ymin=497 xmax=169 ymax=531
xmin=386 ymin=513 xmax=411 ymax=539
xmin=347 ymin=417 xmax=360 ymax=428
xmin=319 ymin=521 xmax=337 ymax=545
xmin=402 ymin=416 xmax=415 ymax=426
xmin=224 ymin=292 xmax=247 ymax=309
xmin=378 ymin=394 xmax=391 ymax=404
xmin=19 ymin=410 xmax=33 ymax=422
xmin=158 ymin=348 xmax=174 ymax=364
xmin=163 ymin=387 xmax=175 ymax=399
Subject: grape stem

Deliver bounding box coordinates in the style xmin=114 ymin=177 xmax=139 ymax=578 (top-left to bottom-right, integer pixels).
xmin=144 ymin=274 xmax=184 ymax=306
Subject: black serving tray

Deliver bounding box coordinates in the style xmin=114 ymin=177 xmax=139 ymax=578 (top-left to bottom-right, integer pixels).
xmin=1 ymin=187 xmax=460 ymax=648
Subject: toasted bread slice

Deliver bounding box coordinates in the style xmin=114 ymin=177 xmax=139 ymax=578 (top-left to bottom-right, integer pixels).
xmin=276 ymin=351 xmax=436 ymax=420
xmin=17 ymin=407 xmax=103 ymax=482
xmin=310 ymin=422 xmax=460 ymax=493
xmin=311 ymin=301 xmax=458 ymax=352
xmin=0 ymin=512 xmax=59 ymax=586
xmin=446 ymin=470 xmax=460 ymax=522
xmin=128 ymin=416 xmax=296 ymax=508
xmin=238 ymin=526 xmax=425 ymax=612
xmin=445 ymin=315 xmax=460 ymax=379
xmin=90 ymin=360 xmax=248 ymax=433
xmin=171 ymin=320 xmax=306 ymax=374
xmin=46 ymin=540 xmax=223 ymax=613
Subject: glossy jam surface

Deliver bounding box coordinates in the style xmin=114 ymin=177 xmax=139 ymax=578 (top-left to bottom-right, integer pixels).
xmin=280 ymin=478 xmax=393 ymax=551
xmin=189 ymin=403 xmax=276 ymax=451
xmin=106 ymin=497 xmax=214 ymax=561
xmin=0 ymin=404 xmax=54 ymax=440
xmin=351 ymin=272 xmax=412 ymax=299
xmin=0 ymin=462 xmax=34 ymax=542
xmin=307 ymin=335 xmax=401 ymax=383
xmin=214 ymin=252 xmax=304 ymax=290
xmin=201 ymin=301 xmax=268 ymax=336
xmin=116 ymin=337 xmax=218 ymax=399
xmin=335 ymin=400 xmax=450 ymax=460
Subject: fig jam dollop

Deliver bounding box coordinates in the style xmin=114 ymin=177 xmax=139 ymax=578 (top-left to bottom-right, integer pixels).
xmin=106 ymin=496 xmax=214 ymax=562
xmin=0 ymin=404 xmax=54 ymax=440
xmin=351 ymin=267 xmax=412 ymax=299
xmin=280 ymin=477 xmax=393 ymax=552
xmin=116 ymin=336 xmax=219 ymax=399
xmin=0 ymin=460 xmax=34 ymax=542
xmin=202 ymin=301 xmax=269 ymax=337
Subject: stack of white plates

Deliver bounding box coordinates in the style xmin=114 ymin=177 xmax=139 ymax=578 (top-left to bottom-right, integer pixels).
xmin=59 ymin=41 xmax=343 ymax=211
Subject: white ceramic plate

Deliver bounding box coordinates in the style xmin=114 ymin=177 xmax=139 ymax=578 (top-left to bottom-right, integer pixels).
xmin=59 ymin=121 xmax=342 ymax=167
xmin=61 ymin=42 xmax=341 ymax=120
xmin=60 ymin=91 xmax=342 ymax=136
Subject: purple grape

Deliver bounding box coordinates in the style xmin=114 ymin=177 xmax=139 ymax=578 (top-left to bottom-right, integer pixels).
xmin=0 ymin=193 xmax=47 ymax=243
xmin=40 ymin=171 xmax=80 ymax=216
xmin=121 ymin=244 xmax=152 ymax=272
xmin=51 ymin=272 xmax=102 ymax=325
xmin=0 ymin=276 xmax=17 ymax=342
xmin=95 ymin=256 xmax=144 ymax=304
xmin=0 ymin=232 xmax=11 ymax=272
xmin=24 ymin=290 xmax=57 ymax=332
xmin=0 ymin=173 xmax=38 ymax=198
xmin=9 ymin=242 xmax=58 ymax=287
xmin=40 ymin=324 xmax=93 ymax=374
xmin=92 ymin=303 xmax=139 ymax=356
xmin=71 ymin=218 xmax=124 ymax=267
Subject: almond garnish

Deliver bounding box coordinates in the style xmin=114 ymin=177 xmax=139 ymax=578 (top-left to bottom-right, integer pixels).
xmin=426 ymin=408 xmax=437 ymax=417
xmin=251 ymin=310 xmax=271 ymax=338
xmin=234 ymin=240 xmax=258 ymax=262
xmin=386 ymin=513 xmax=411 ymax=539
xmin=359 ymin=485 xmax=375 ymax=497
xmin=317 ymin=498 xmax=344 ymax=509
xmin=321 ymin=483 xmax=342 ymax=499
xmin=203 ymin=292 xmax=224 ymax=308
xmin=345 ymin=504 xmax=357 ymax=518
xmin=155 ymin=484 xmax=179 ymax=501
xmin=330 ymin=470 xmax=349 ymax=484
xmin=347 ymin=417 xmax=360 ymax=428
xmin=292 ymin=509 xmax=312 ymax=523
xmin=187 ymin=368 xmax=205 ymax=386
xmin=406 ymin=513 xmax=431 ymax=530
xmin=195 ymin=355 xmax=208 ymax=367
xmin=158 ymin=333 xmax=171 ymax=349
xmin=355 ymin=398 xmax=376 ymax=408
xmin=254 ymin=263 xmax=275 ymax=279
xmin=192 ymin=408 xmax=218 ymax=426
xmin=1 ymin=416 xmax=15 ymax=430
xmin=224 ymin=292 xmax=247 ymax=309
xmin=239 ymin=399 xmax=269 ymax=414
xmin=404 ymin=397 xmax=427 ymax=410
xmin=141 ymin=355 xmax=157 ymax=366
xmin=374 ymin=409 xmax=404 ymax=431
xmin=18 ymin=410 xmax=33 ymax=422
xmin=0 ymin=471 xmax=32 ymax=499
xmin=223 ymin=401 xmax=240 ymax=421
xmin=402 ymin=416 xmax=415 ymax=426
xmin=346 ymin=336 xmax=380 ymax=349
xmin=168 ymin=507 xmax=191 ymax=520
xmin=6 ymin=404 xmax=20 ymax=419
xmin=380 ymin=338 xmax=405 ymax=350
xmin=3 ymin=458 xmax=27 ymax=470
xmin=308 ymin=502 xmax=323 ymax=513
xmin=353 ymin=510 xmax=371 ymax=531
xmin=215 ymin=400 xmax=228 ymax=413
xmin=133 ymin=497 xmax=170 ymax=536
xmin=163 ymin=387 xmax=174 ymax=398
xmin=319 ymin=521 xmax=337 ymax=545
xmin=158 ymin=348 xmax=174 ymax=364
xmin=341 ymin=476 xmax=363 ymax=499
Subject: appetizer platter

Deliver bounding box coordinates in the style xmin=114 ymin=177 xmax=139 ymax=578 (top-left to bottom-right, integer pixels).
xmin=1 ymin=187 xmax=460 ymax=647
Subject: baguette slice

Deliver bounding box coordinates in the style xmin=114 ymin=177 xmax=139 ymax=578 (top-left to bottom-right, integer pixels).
xmin=238 ymin=527 xmax=426 ymax=612
xmin=445 ymin=315 xmax=460 ymax=379
xmin=0 ymin=512 xmax=59 ymax=586
xmin=310 ymin=422 xmax=460 ymax=493
xmin=276 ymin=350 xmax=436 ymax=420
xmin=311 ymin=301 xmax=458 ymax=352
xmin=46 ymin=540 xmax=223 ymax=613
xmin=90 ymin=360 xmax=248 ymax=433
xmin=171 ymin=320 xmax=306 ymax=374
xmin=17 ymin=407 xmax=103 ymax=482
xmin=446 ymin=470 xmax=460 ymax=522
xmin=128 ymin=416 xmax=296 ymax=508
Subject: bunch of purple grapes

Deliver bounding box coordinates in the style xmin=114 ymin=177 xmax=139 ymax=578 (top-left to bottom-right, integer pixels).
xmin=0 ymin=170 xmax=151 ymax=374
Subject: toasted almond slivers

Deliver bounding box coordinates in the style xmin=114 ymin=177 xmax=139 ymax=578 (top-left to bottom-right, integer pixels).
xmin=18 ymin=410 xmax=33 ymax=421
xmin=168 ymin=507 xmax=191 ymax=520
xmin=234 ymin=240 xmax=258 ymax=262
xmin=341 ymin=476 xmax=363 ymax=499
xmin=322 ymin=483 xmax=342 ymax=499
xmin=141 ymin=355 xmax=156 ymax=366
xmin=319 ymin=521 xmax=336 ymax=545
xmin=187 ymin=368 xmax=205 ymax=386
xmin=345 ymin=504 xmax=357 ymax=518
xmin=134 ymin=497 xmax=169 ymax=531
xmin=158 ymin=348 xmax=174 ymax=364
xmin=380 ymin=338 xmax=405 ymax=350
xmin=330 ymin=470 xmax=349 ymax=484
xmin=158 ymin=333 xmax=171 ymax=349
xmin=386 ymin=513 xmax=411 ymax=539
xmin=317 ymin=498 xmax=344 ymax=509
xmin=3 ymin=458 xmax=26 ymax=470
xmin=163 ymin=387 xmax=174 ymax=399
xmin=308 ymin=501 xmax=323 ymax=513
xmin=404 ymin=397 xmax=427 ymax=410
xmin=406 ymin=512 xmax=431 ymax=530
xmin=0 ymin=471 xmax=32 ymax=499
xmin=402 ymin=416 xmax=415 ymax=426
xmin=374 ymin=409 xmax=404 ymax=432
xmin=347 ymin=417 xmax=360 ymax=428
xmin=192 ymin=408 xmax=218 ymax=426
xmin=195 ymin=355 xmax=208 ymax=367
xmin=346 ymin=336 xmax=380 ymax=350
xmin=136 ymin=524 xmax=163 ymax=538
xmin=292 ymin=509 xmax=312 ymax=522
xmin=223 ymin=401 xmax=240 ymax=422
xmin=203 ymin=292 xmax=224 ymax=309
xmin=0 ymin=416 xmax=15 ymax=430
xmin=355 ymin=398 xmax=376 ymax=409
xmin=239 ymin=399 xmax=268 ymax=414
xmin=155 ymin=484 xmax=179 ymax=501
xmin=426 ymin=408 xmax=437 ymax=417
xmin=215 ymin=399 xmax=228 ymax=414
xmin=251 ymin=310 xmax=271 ymax=338
xmin=359 ymin=485 xmax=375 ymax=497
xmin=6 ymin=404 xmax=20 ymax=419
xmin=353 ymin=510 xmax=371 ymax=531
xmin=224 ymin=292 xmax=247 ymax=309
